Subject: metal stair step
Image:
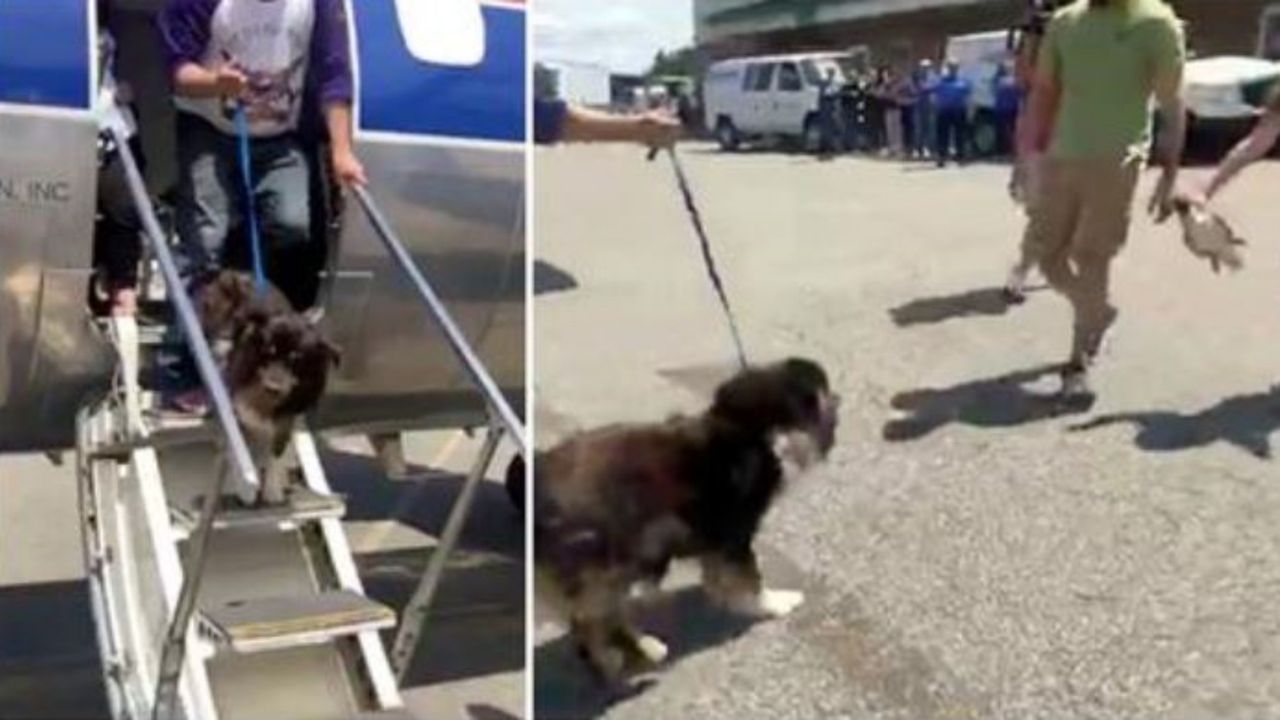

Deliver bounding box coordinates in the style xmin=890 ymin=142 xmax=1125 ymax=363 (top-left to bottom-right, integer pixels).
xmin=170 ymin=486 xmax=346 ymax=537
xmin=197 ymin=590 xmax=395 ymax=654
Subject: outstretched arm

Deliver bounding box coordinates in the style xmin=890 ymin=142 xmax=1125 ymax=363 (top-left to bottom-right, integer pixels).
xmin=1200 ymin=111 xmax=1280 ymax=201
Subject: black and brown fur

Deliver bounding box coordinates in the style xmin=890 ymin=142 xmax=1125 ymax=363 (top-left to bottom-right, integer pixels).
xmin=534 ymin=358 xmax=839 ymax=682
xmin=196 ymin=271 xmax=341 ymax=505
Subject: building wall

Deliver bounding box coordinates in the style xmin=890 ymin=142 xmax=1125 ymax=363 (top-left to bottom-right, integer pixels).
xmin=696 ymin=0 xmax=1280 ymax=72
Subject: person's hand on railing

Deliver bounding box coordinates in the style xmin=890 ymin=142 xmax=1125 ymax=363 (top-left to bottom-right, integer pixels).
xmin=332 ymin=147 xmax=367 ymax=187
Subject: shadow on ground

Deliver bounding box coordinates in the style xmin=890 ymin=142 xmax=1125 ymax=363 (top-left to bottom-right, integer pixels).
xmin=322 ymin=446 xmax=526 ymax=689
xmin=883 ymin=363 xmax=1093 ymax=441
xmin=467 ymin=704 xmax=522 ymax=720
xmin=889 ymin=286 xmax=1043 ymax=327
xmin=1070 ymin=386 xmax=1280 ymax=459
xmin=0 ymin=580 xmax=108 ymax=720
xmin=535 ymin=260 xmax=580 ymax=297
xmin=534 ymin=587 xmax=757 ymax=720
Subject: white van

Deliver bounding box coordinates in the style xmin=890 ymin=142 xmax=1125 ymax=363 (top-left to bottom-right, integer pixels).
xmin=703 ymin=52 xmax=849 ymax=151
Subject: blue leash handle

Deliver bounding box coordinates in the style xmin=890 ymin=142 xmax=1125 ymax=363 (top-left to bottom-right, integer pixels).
xmin=233 ymin=104 xmax=267 ymax=293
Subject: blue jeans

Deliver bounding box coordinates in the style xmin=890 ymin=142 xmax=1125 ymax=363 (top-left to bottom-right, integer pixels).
xmin=175 ymin=112 xmax=312 ymax=282
xmin=914 ymin=102 xmax=935 ymax=156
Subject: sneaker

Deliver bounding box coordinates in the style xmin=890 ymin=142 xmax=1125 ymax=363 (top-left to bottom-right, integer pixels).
xmin=162 ymin=388 xmax=209 ymax=417
xmin=1058 ymin=362 xmax=1094 ymax=408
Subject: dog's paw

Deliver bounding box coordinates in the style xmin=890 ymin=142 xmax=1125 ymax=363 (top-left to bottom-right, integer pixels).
xmin=257 ymin=483 xmax=287 ymax=506
xmin=758 ymin=588 xmax=805 ymax=618
xmin=727 ymin=588 xmax=805 ymax=618
xmin=633 ymin=634 xmax=669 ymax=665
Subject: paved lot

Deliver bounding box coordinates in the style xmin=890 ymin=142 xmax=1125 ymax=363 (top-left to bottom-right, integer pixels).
xmin=0 ymin=430 xmax=525 ymax=720
xmin=534 ymin=143 xmax=1280 ymax=719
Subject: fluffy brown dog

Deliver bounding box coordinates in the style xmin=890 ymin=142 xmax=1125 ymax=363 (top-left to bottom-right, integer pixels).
xmin=196 ymin=271 xmax=340 ymax=505
xmin=196 ymin=270 xmax=294 ymax=357
xmin=534 ymin=358 xmax=839 ymax=682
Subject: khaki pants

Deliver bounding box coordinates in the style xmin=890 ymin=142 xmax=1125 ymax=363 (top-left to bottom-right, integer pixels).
xmin=1020 ymin=156 xmax=1141 ymax=363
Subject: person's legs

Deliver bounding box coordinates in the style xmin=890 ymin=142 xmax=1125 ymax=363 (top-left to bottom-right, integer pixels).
xmin=1006 ymin=156 xmax=1045 ymax=298
xmin=93 ymin=138 xmax=145 ymax=314
xmin=175 ymin=114 xmax=239 ymax=283
xmin=1068 ymin=157 xmax=1140 ymax=365
xmin=956 ymin=113 xmax=971 ymax=163
xmin=901 ymin=107 xmax=916 ymax=157
xmin=935 ymin=110 xmax=951 ymax=165
xmin=885 ymin=108 xmax=903 ymax=157
xmin=1025 ymin=158 xmax=1084 ymax=308
xmin=253 ymin=135 xmax=313 ymax=308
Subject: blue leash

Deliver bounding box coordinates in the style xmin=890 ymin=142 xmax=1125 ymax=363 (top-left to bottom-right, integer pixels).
xmin=654 ymin=147 xmax=748 ymax=370
xmin=233 ymin=104 xmax=268 ymax=293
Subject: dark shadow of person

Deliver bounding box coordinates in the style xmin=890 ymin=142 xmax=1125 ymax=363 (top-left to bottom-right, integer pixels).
xmin=533 ymin=587 xmax=759 ymax=720
xmin=1069 ymin=386 xmax=1280 ymax=459
xmin=889 ymin=286 xmax=1042 ymax=328
xmin=883 ymin=363 xmax=1093 ymax=442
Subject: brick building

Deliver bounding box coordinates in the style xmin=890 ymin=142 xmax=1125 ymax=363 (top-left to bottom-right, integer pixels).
xmin=694 ymin=0 xmax=1280 ymax=71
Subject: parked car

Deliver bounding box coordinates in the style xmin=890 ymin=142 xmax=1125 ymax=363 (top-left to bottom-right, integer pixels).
xmin=702 ymin=52 xmax=850 ymax=152
xmin=1177 ymin=56 xmax=1280 ymax=159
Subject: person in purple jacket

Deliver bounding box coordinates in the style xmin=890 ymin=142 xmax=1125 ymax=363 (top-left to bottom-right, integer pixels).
xmin=159 ymin=0 xmax=364 ymax=287
xmin=158 ymin=0 xmax=362 ymax=414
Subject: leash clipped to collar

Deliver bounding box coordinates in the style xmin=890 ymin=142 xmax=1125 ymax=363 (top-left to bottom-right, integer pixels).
xmin=233 ymin=104 xmax=268 ymax=295
xmin=653 ymin=147 xmax=749 ymax=370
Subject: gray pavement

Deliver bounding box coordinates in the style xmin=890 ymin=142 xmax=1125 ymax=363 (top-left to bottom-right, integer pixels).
xmin=0 ymin=430 xmax=525 ymax=720
xmin=534 ymin=143 xmax=1280 ymax=719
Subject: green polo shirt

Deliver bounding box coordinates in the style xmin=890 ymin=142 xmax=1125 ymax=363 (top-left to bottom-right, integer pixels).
xmin=1039 ymin=0 xmax=1185 ymax=160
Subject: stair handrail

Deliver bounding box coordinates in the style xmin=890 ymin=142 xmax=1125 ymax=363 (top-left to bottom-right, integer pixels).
xmin=349 ymin=184 xmax=529 ymax=460
xmin=105 ymin=126 xmax=259 ymax=720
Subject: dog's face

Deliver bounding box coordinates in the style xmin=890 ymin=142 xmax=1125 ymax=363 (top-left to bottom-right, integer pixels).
xmin=229 ymin=307 xmax=341 ymax=415
xmin=710 ymin=358 xmax=840 ymax=461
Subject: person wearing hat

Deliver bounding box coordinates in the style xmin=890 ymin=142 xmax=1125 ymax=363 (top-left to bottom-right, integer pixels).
xmin=932 ymin=60 xmax=973 ymax=166
xmin=1018 ymin=0 xmax=1186 ymax=398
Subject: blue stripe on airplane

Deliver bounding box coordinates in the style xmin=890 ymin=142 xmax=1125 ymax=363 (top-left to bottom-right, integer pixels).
xmin=353 ymin=1 xmax=526 ymax=142
xmin=0 ymin=0 xmax=90 ymax=109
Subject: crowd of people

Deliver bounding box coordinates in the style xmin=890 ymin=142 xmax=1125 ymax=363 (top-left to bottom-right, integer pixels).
xmin=815 ymin=57 xmax=1022 ymax=166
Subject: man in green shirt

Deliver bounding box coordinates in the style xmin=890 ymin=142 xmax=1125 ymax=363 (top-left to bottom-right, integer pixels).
xmin=1019 ymin=0 xmax=1186 ymax=399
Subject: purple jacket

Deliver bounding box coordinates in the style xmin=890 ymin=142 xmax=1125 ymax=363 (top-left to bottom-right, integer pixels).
xmin=159 ymin=0 xmax=353 ymax=109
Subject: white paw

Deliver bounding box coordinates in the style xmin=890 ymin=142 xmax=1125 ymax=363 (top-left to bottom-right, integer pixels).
xmin=758 ymin=588 xmax=805 ymax=618
xmin=634 ymin=634 xmax=669 ymax=665
xmin=630 ymin=580 xmax=662 ymax=599
xmin=258 ymin=479 xmax=287 ymax=506
xmin=729 ymin=588 xmax=805 ymax=618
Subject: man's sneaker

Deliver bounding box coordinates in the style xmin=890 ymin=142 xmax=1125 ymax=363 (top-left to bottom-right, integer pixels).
xmin=1058 ymin=362 xmax=1096 ymax=411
